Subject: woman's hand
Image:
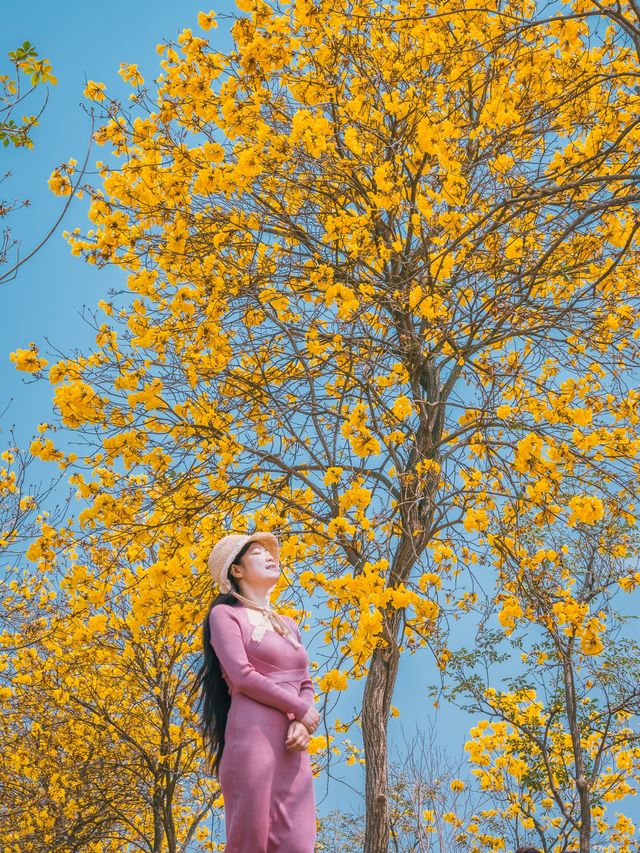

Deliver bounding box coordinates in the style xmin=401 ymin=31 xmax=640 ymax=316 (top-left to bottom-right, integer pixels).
xmin=299 ymin=704 xmax=320 ymax=734
xmin=285 ymin=720 xmax=310 ymax=751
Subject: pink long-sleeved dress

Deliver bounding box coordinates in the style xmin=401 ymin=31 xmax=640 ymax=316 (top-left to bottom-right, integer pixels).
xmin=208 ymin=603 xmax=317 ymax=852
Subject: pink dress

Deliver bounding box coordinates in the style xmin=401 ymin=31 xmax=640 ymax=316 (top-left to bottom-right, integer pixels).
xmin=208 ymin=604 xmax=317 ymax=852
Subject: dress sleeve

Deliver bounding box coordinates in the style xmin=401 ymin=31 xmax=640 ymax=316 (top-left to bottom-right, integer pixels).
xmin=209 ymin=605 xmax=311 ymax=720
xmin=290 ymin=617 xmax=316 ymax=706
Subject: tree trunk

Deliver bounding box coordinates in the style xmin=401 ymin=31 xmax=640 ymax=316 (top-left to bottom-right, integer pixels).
xmin=562 ymin=651 xmax=591 ymax=853
xmin=361 ymin=613 xmax=401 ymax=853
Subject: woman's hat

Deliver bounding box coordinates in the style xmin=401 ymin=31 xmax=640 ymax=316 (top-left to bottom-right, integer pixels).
xmin=207 ymin=531 xmax=280 ymax=594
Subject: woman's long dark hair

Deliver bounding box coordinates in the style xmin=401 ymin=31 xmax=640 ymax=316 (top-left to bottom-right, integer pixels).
xmin=189 ymin=541 xmax=252 ymax=779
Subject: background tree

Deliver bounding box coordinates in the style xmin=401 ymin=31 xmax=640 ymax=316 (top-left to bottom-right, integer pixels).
xmin=1 ymin=532 xmax=241 ymax=852
xmin=315 ymin=722 xmax=480 ymax=851
xmin=9 ymin=0 xmax=640 ymax=849
xmin=439 ymin=523 xmax=640 ymax=852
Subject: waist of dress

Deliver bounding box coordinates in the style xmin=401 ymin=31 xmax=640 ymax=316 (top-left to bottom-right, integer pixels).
xmin=266 ymin=667 xmax=309 ymax=684
xmin=225 ymin=666 xmax=308 ymax=693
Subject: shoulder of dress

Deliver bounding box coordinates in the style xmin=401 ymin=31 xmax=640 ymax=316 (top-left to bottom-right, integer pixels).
xmin=209 ymin=604 xmax=242 ymax=623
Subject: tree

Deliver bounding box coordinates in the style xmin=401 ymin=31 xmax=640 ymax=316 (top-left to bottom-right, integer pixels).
xmin=0 ymin=535 xmax=231 ymax=851
xmin=0 ymin=421 xmax=73 ymax=610
xmin=439 ymin=522 xmax=640 ymax=852
xmin=315 ymin=721 xmax=480 ymax=851
xmin=11 ymin=0 xmax=640 ymax=849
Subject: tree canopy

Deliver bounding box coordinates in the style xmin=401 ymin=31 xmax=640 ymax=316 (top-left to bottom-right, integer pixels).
xmin=5 ymin=0 xmax=640 ymax=849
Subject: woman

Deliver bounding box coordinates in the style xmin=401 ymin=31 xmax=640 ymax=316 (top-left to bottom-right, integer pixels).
xmin=190 ymin=531 xmax=320 ymax=852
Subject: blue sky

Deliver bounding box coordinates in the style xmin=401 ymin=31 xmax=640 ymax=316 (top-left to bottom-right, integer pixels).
xmin=3 ymin=2 xmax=639 ymax=848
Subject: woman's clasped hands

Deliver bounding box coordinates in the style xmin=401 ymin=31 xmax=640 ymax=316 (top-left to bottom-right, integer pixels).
xmin=285 ymin=704 xmax=320 ymax=751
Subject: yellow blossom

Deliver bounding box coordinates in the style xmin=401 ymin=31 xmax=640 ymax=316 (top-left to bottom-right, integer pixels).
xmin=83 ymin=80 xmax=106 ymax=101
xmin=9 ymin=344 xmax=49 ymax=373
xmin=392 ymin=395 xmax=414 ymax=420
xmin=197 ymin=10 xmax=218 ymax=30
xmin=118 ymin=63 xmax=144 ymax=86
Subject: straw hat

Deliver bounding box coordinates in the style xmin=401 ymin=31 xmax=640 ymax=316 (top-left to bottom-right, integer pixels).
xmin=207 ymin=531 xmax=280 ymax=594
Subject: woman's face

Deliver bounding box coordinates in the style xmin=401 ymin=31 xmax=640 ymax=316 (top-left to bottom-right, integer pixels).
xmin=231 ymin=542 xmax=280 ymax=591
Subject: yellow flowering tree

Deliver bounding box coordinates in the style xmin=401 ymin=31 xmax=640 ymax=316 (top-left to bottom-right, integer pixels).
xmin=0 ymin=538 xmax=231 ymax=850
xmin=316 ymin=721 xmax=479 ymax=850
xmin=441 ymin=523 xmax=640 ymax=852
xmin=0 ymin=427 xmax=73 ymax=623
xmin=10 ymin=0 xmax=640 ymax=848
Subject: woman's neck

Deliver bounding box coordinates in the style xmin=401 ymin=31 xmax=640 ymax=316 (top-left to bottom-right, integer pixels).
xmin=233 ymin=590 xmax=271 ymax=609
